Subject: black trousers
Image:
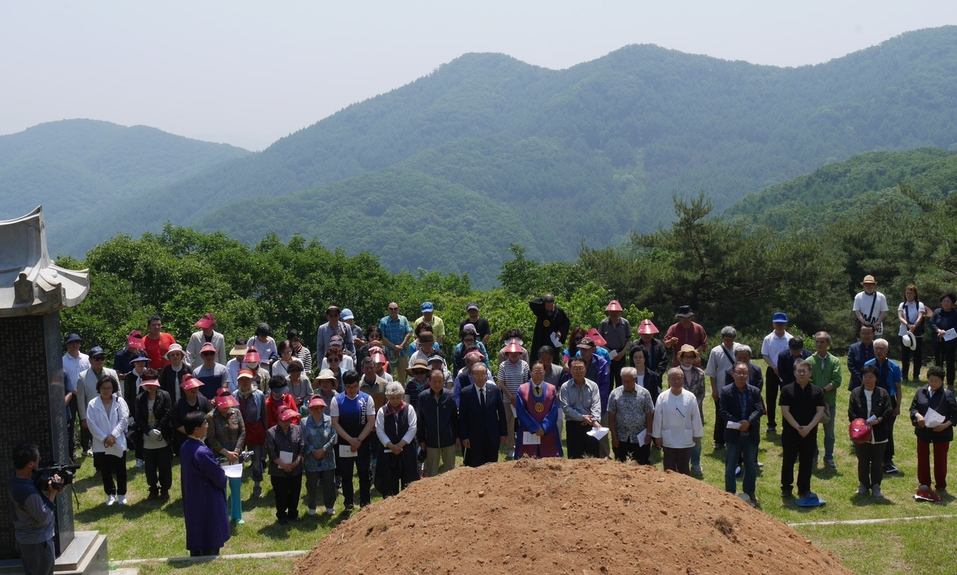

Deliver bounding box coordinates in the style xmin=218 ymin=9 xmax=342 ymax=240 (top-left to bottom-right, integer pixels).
xmin=143 ymin=445 xmax=173 ymax=492
xmin=855 ymin=442 xmax=887 ymax=488
xmin=610 ymin=359 xmax=625 ymax=391
xmin=884 ymin=413 xmax=897 ymax=465
xmin=336 ymin=449 xmax=371 ymax=506
xmin=18 ymin=538 xmax=55 ymax=575
xmin=781 ymin=431 xmax=816 ymax=495
xmin=463 ymin=437 xmax=500 ymax=467
xmin=305 ymin=470 xmax=336 ymax=510
xmin=566 ymin=422 xmax=600 ymax=459
xmin=93 ymin=452 xmax=127 ymax=496
xmin=80 ymin=424 xmax=92 ymax=452
xmin=713 ymin=397 xmax=725 ymax=445
xmin=662 ymin=447 xmax=691 ymax=475
xmin=936 ymin=339 xmax=956 ymax=389
xmin=765 ymin=367 xmax=782 ymax=427
xmin=270 ymin=474 xmax=302 ymax=520
xmin=613 ymin=441 xmax=650 ymax=464
xmin=900 ymin=335 xmax=924 ymax=380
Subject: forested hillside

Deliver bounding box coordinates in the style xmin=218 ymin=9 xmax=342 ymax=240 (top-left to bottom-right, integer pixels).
xmin=10 ymin=27 xmax=957 ymax=286
xmin=0 ymin=119 xmax=249 ymax=250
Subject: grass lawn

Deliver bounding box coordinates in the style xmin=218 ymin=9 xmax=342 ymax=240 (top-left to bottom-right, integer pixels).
xmin=73 ymin=359 xmax=957 ymax=574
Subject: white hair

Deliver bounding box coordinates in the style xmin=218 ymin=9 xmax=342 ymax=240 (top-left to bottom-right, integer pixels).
xmin=873 ymin=338 xmax=889 ymax=349
xmin=621 ymin=367 xmax=638 ymax=380
xmin=385 ymin=382 xmax=405 ymax=397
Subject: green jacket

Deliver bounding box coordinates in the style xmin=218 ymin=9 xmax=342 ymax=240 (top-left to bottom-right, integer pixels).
xmin=806 ymin=353 xmax=842 ymax=405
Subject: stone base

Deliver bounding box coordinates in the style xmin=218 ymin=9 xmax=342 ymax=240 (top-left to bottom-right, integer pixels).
xmin=0 ymin=532 xmax=107 ymax=575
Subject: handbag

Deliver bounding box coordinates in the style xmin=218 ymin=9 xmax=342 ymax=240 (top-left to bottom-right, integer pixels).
xmin=849 ymin=418 xmax=872 ymax=443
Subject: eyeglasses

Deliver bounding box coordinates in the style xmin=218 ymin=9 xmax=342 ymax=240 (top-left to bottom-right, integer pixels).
xmin=388 ymin=307 xmax=398 ymax=311
xmin=328 ymin=358 xmax=341 ymax=363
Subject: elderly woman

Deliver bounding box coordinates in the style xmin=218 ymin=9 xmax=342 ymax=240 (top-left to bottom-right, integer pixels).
xmin=270 ymin=340 xmax=295 ymax=379
xmin=87 ymin=374 xmax=130 ymax=506
xmin=180 ymin=411 xmax=229 ymax=556
xmin=266 ymin=408 xmax=304 ymax=524
xmin=374 ymin=382 xmax=419 ymax=497
xmin=159 ymin=343 xmax=191 ymax=403
xmin=207 ymin=390 xmax=246 ymax=524
xmin=233 ymin=369 xmax=266 ymax=498
xmin=302 ymin=395 xmax=337 ymax=516
xmin=174 ymin=375 xmax=211 ymax=445
xmin=134 ymin=370 xmax=173 ymax=500
xmin=910 ymin=365 xmax=957 ymax=502
xmin=676 ymin=344 xmax=707 ymax=476
xmin=848 ymin=365 xmax=894 ymax=498
xmin=264 ymin=375 xmax=298 ymax=429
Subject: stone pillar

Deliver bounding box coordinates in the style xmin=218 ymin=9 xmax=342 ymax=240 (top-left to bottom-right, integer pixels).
xmin=0 ymin=207 xmax=89 ymax=560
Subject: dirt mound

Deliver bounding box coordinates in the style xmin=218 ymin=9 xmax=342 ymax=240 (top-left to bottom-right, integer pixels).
xmin=296 ymin=458 xmax=850 ymax=575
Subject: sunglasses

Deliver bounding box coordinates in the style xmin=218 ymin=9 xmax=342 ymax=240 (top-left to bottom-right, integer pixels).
xmin=388 ymin=307 xmax=399 ymax=311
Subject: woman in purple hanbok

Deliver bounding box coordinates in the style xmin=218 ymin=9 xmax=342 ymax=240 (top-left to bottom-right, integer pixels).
xmin=179 ymin=411 xmax=230 ymax=556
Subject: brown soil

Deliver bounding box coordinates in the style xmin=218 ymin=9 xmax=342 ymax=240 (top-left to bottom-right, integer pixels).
xmin=296 ymin=458 xmax=851 ymax=575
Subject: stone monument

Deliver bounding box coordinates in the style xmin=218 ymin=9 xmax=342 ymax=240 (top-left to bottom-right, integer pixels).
xmin=0 ymin=207 xmax=107 ymax=574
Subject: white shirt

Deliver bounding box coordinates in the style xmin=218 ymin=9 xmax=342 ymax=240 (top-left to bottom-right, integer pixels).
xmin=897 ymin=300 xmax=927 ymax=336
xmin=651 ymin=388 xmax=703 ymax=448
xmin=321 ymin=355 xmax=355 ymax=373
xmin=86 ymin=395 xmax=130 ymax=455
xmin=375 ymin=404 xmax=418 ymax=446
xmin=704 ymin=343 xmax=740 ymax=379
xmin=761 ymin=330 xmax=793 ymax=370
xmin=853 ymin=291 xmax=889 ymax=334
xmin=863 ymin=388 xmax=873 ymax=415
xmin=62 ymin=352 xmax=91 ymax=391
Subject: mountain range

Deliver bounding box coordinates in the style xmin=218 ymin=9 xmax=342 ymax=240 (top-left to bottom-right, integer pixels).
xmin=4 ymin=26 xmax=957 ymax=286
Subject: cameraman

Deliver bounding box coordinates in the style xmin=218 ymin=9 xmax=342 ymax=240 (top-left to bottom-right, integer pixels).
xmin=10 ymin=442 xmax=62 ymax=575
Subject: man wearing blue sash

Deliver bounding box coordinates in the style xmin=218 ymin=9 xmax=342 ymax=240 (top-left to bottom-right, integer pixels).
xmin=514 ymin=362 xmax=562 ymax=458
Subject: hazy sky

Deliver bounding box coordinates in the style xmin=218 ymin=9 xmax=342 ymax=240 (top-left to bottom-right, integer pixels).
xmin=2 ymin=1 xmax=955 ymax=150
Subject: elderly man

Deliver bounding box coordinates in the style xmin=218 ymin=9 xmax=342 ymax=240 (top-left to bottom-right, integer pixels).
xmin=62 ymin=333 xmax=89 ymax=458
xmin=780 ymin=360 xmax=826 ymax=503
xmin=720 ymin=362 xmax=765 ymax=504
xmin=317 ymin=305 xmax=355 ymax=360
xmin=807 ymin=331 xmax=842 ymax=469
xmin=599 ymin=300 xmax=632 ymax=390
xmin=529 ymin=294 xmax=570 ymax=363
xmin=853 ymin=274 xmax=889 ymax=337
xmin=705 ymin=326 xmax=740 ymax=450
xmin=186 ymin=313 xmax=226 ymax=367
xmin=514 ymin=362 xmax=563 ymax=458
xmin=459 ymin=363 xmax=508 ymax=467
xmin=453 ymin=352 xmax=493 ymax=407
xmin=331 ymin=370 xmax=376 ymax=510
xmin=76 ymin=346 xmax=118 ymax=456
xmin=652 ymin=367 xmax=704 ymax=475
xmin=417 ymin=369 xmax=458 ymax=475
xmin=497 ymin=341 xmax=529 ymax=459
xmin=359 ymin=357 xmax=388 ymax=411
xmin=560 ymin=358 xmax=602 ymax=459
xmin=865 ymin=338 xmax=903 ymax=475
xmin=761 ymin=312 xmax=792 ymax=433
xmin=664 ymin=305 xmax=708 ymax=365
xmin=379 ymin=302 xmax=414 ymax=383
xmin=192 ymin=343 xmax=230 ymax=400
xmin=414 ymin=302 xmax=446 ymax=345
xmin=607 ymin=367 xmax=655 ymax=464
xmin=848 ymin=326 xmax=876 ymax=391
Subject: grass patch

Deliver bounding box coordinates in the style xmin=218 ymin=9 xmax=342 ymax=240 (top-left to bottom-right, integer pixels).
xmin=71 ymin=359 xmax=955 ymax=574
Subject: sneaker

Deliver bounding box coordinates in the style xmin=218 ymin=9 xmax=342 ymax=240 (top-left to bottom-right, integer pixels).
xmin=743 ymin=493 xmax=758 ymax=507
xmin=691 ymin=465 xmax=703 ymax=477
xmin=252 ymin=483 xmax=262 ymax=498
xmin=325 ymin=507 xmax=335 ymax=515
xmin=307 ymin=508 xmax=317 ymax=516
xmin=85 ymin=448 xmax=93 ymax=457
xmin=135 ymin=459 xmax=145 ymax=469
xmin=105 ymin=495 xmax=116 ymax=506
xmin=856 ymin=484 xmax=868 ymax=496
xmin=235 ymin=518 xmax=245 ymax=525
xmin=117 ymin=495 xmax=128 ymax=506
xmin=884 ymin=463 xmax=900 ymax=475
xmin=159 ymin=489 xmax=170 ymax=501
xmin=915 ymin=485 xmax=941 ymax=503
xmin=766 ymin=424 xmax=776 ymax=433
xmin=781 ymin=487 xmax=793 ymax=499
xmin=344 ymin=503 xmax=355 ymax=511
xmin=871 ymin=485 xmax=883 ymax=498
xmin=824 ymin=458 xmax=836 ymax=469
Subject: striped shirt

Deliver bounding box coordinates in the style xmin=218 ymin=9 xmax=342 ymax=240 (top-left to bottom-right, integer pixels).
xmin=497 ymin=359 xmax=529 ymax=396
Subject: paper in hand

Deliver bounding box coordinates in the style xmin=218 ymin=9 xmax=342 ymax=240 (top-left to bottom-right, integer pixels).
xmin=338 ymin=444 xmax=357 ymax=458
xmin=924 ymin=407 xmax=946 ymax=428
xmin=279 ymin=451 xmax=294 ymax=465
xmin=725 ymin=421 xmax=742 ymax=430
xmin=944 ymin=328 xmax=957 ymax=342
xmin=522 ymin=431 xmax=541 ymax=445
xmin=550 ymin=332 xmax=562 ymax=347
xmin=586 ymin=426 xmax=609 ymax=440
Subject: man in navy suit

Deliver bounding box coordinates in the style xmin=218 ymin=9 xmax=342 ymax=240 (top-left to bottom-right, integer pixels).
xmin=719 ymin=362 xmax=765 ymax=504
xmin=459 ymin=363 xmax=508 ymax=467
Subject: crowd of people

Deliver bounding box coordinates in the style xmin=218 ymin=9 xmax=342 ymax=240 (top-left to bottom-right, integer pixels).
xmin=53 ymin=276 xmax=957 ymax=556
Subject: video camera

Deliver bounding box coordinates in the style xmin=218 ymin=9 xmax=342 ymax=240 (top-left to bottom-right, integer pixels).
xmin=217 ymin=450 xmax=255 ymax=464
xmin=36 ymin=463 xmax=81 ymax=491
